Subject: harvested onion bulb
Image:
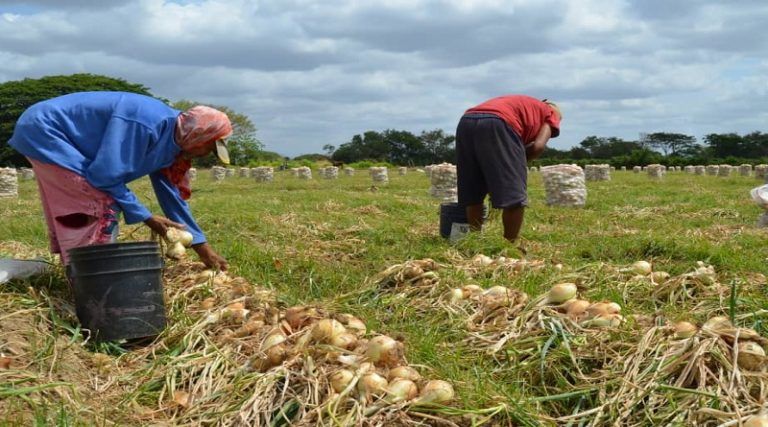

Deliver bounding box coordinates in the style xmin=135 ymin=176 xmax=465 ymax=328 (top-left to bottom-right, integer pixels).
xmin=386 ymin=378 xmax=418 ymax=402
xmin=547 ymin=283 xmax=577 ymax=304
xmin=365 ymin=335 xmax=401 ymax=367
xmin=737 ymin=341 xmax=766 ymax=371
xmin=166 ymin=228 xmax=194 ymax=247
xmin=357 ymin=372 xmax=388 ymax=398
xmin=744 ymin=415 xmax=768 ymax=427
xmin=418 ymin=380 xmax=454 ymax=404
xmin=165 ymin=241 xmax=186 ymax=260
xmin=330 ymin=369 xmax=355 ymax=393
xmin=311 ymin=319 xmax=346 ymax=343
xmin=673 ymin=321 xmax=697 ymax=339
xmin=631 ymin=261 xmax=652 ymax=275
xmin=387 ymin=366 xmax=422 ymax=382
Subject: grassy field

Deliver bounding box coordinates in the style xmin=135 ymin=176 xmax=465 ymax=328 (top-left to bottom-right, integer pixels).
xmin=1 ymin=168 xmax=767 ymax=425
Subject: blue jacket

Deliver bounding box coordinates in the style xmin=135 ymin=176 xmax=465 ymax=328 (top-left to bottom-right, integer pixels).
xmin=9 ymin=91 xmax=206 ymax=245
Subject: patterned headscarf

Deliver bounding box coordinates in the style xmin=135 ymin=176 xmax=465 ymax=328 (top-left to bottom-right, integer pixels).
xmin=161 ymin=106 xmax=233 ymax=200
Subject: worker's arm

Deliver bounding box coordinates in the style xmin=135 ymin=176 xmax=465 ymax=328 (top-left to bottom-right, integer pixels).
xmin=525 ymin=124 xmax=552 ymax=161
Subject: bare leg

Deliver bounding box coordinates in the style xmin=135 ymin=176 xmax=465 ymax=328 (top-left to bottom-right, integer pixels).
xmin=502 ymin=206 xmax=525 ymax=242
xmin=466 ymin=203 xmax=485 ymax=231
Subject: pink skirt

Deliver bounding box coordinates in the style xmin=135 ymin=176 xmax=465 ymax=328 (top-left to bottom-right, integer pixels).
xmin=28 ymin=159 xmax=119 ymax=266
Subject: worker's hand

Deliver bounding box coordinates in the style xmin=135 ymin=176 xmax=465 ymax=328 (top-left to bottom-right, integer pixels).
xmin=145 ymin=215 xmax=186 ymax=237
xmin=192 ymin=242 xmax=229 ymax=271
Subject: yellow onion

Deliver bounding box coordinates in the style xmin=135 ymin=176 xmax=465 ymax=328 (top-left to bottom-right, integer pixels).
xmin=0 ymin=356 xmax=12 ymax=370
xmin=196 ymin=269 xmax=216 ymax=282
xmin=173 ymin=390 xmax=190 ymax=408
xmin=673 ymin=321 xmax=698 ymax=339
xmin=387 ymin=366 xmax=422 ymax=382
xmin=447 ymin=288 xmax=465 ymax=304
xmin=386 ymin=378 xmax=418 ymax=401
xmin=330 ymin=369 xmax=355 ymax=393
xmin=284 ymin=306 xmax=318 ymax=330
xmin=340 ymin=315 xmax=367 ymax=336
xmin=165 ymin=227 xmax=183 ymax=243
xmin=744 ymin=415 xmax=768 ymax=427
xmin=200 ymin=297 xmax=216 ymax=310
xmin=234 ymin=320 xmax=265 ymax=338
xmin=331 ymin=333 xmax=358 ymax=350
xmin=402 ymin=265 xmax=424 ymax=279
xmin=266 ymin=344 xmax=288 ymax=365
xmin=461 ymin=284 xmax=483 ymax=299
xmin=586 ymin=302 xmax=621 ymax=319
xmin=357 ymin=372 xmax=388 ymax=397
xmin=737 ymin=341 xmax=766 ymax=371
xmin=311 ymin=319 xmax=346 ymax=343
xmin=650 ymin=271 xmax=670 ymax=283
xmin=631 ymin=261 xmax=652 ymax=275
xmin=165 ymin=241 xmax=186 ymax=260
xmin=547 ymin=283 xmax=577 ymax=304
xmin=563 ymin=299 xmax=590 ymax=320
xmin=482 ymin=286 xmax=512 ymax=310
xmin=365 ymin=335 xmax=401 ymax=367
xmin=702 ymin=316 xmax=732 ymax=333
xmin=418 ymin=380 xmax=454 ymax=404
xmin=262 ymin=329 xmax=286 ymax=350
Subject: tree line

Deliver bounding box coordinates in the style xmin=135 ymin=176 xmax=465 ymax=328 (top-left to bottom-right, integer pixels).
xmin=1 ymin=74 xmax=766 ymax=168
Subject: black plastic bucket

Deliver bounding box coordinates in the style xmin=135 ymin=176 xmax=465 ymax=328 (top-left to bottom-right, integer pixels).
xmin=67 ymin=241 xmax=166 ymax=342
xmin=439 ymin=203 xmax=490 ymax=239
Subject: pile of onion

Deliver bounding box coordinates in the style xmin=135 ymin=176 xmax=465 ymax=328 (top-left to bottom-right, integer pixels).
xmin=165 ymin=227 xmax=194 ymax=259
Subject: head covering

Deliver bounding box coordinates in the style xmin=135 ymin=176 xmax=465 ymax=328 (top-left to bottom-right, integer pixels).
xmin=176 ymin=105 xmax=233 ymax=162
xmin=161 ymin=105 xmax=233 ymax=200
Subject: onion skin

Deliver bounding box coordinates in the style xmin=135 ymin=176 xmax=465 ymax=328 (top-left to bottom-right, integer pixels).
xmin=357 ymin=372 xmax=388 ymax=399
xmin=702 ymin=316 xmax=733 ymax=333
xmin=311 ymin=319 xmax=346 ymax=343
xmin=331 ymin=333 xmax=358 ymax=350
xmin=737 ymin=341 xmax=766 ymax=371
xmin=387 ymin=366 xmax=422 ymax=382
xmin=547 ymin=283 xmax=577 ymax=304
xmin=386 ymin=378 xmax=418 ymax=402
xmin=418 ymin=380 xmax=454 ymax=404
xmin=330 ymin=369 xmax=355 ymax=393
xmin=365 ymin=335 xmax=402 ymax=367
xmin=673 ymin=321 xmax=698 ymax=339
xmin=631 ymin=261 xmax=652 ymax=275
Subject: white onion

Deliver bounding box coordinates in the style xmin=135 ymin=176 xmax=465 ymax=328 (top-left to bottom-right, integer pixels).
xmin=582 ymin=314 xmax=623 ymax=328
xmin=387 ymin=366 xmax=422 ymax=382
xmin=418 ymin=380 xmax=454 ymax=404
xmin=357 ymin=372 xmax=388 ymax=397
xmin=331 ymin=333 xmax=358 ymax=350
xmin=262 ymin=330 xmax=286 ymax=350
xmin=650 ymin=271 xmax=670 ymax=283
xmin=284 ymin=306 xmax=317 ymax=331
xmin=165 ymin=241 xmax=186 ymax=260
xmin=673 ymin=321 xmax=698 ymax=339
xmin=547 ymin=283 xmax=577 ymax=304
xmin=563 ymin=299 xmax=590 ymax=320
xmin=178 ymin=230 xmax=194 ymax=247
xmin=744 ymin=414 xmax=768 ymax=427
xmin=365 ymin=335 xmax=401 ymax=367
xmin=631 ymin=261 xmax=652 ymax=275
xmin=702 ymin=316 xmax=733 ymax=333
xmin=311 ymin=319 xmax=346 ymax=342
xmin=165 ymin=228 xmax=183 ymax=243
xmin=737 ymin=341 xmax=766 ymax=371
xmin=586 ymin=302 xmax=621 ymax=318
xmin=471 ymin=254 xmax=494 ymax=267
xmin=447 ymin=288 xmax=465 ymax=304
xmin=330 ymin=369 xmax=355 ymax=393
xmin=386 ymin=378 xmax=418 ymax=401
xmin=342 ymin=315 xmax=367 ymax=336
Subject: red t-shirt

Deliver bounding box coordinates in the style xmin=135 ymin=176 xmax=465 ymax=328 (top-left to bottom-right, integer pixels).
xmin=465 ymin=95 xmax=561 ymax=145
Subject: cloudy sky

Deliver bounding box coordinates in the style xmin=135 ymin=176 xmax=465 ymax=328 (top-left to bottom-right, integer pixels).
xmin=1 ymin=0 xmax=766 ymax=157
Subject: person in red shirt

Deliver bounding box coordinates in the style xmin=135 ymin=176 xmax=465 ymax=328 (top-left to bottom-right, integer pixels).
xmin=456 ymin=95 xmax=561 ymax=242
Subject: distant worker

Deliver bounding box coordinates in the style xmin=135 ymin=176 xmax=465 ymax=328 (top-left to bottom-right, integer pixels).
xmin=455 ymin=95 xmax=561 ymax=242
xmin=8 ymin=91 xmax=232 ymax=275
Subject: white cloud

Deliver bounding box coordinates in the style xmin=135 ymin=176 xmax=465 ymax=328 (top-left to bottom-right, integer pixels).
xmin=0 ymin=0 xmax=766 ymax=156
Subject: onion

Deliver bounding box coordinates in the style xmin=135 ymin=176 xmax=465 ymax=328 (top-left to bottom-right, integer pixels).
xmin=471 ymin=254 xmax=494 ymax=267
xmin=0 ymin=356 xmax=11 ymax=370
xmin=234 ymin=320 xmax=265 ymax=338
xmin=357 ymin=372 xmax=388 ymax=398
xmin=547 ymin=283 xmax=577 ymax=304
xmin=447 ymin=288 xmax=465 ymax=304
xmin=365 ymin=335 xmax=402 ymax=367
xmin=631 ymin=261 xmax=652 ymax=275
xmin=702 ymin=316 xmax=733 ymax=333
xmin=418 ymin=380 xmax=454 ymax=404
xmin=586 ymin=302 xmax=621 ymax=318
xmin=165 ymin=228 xmax=183 ymax=243
xmin=482 ymin=286 xmax=512 ymax=310
xmin=582 ymin=314 xmax=623 ymax=328
xmin=196 ymin=269 xmax=216 ymax=282
xmin=744 ymin=415 xmax=768 ymax=427
xmin=737 ymin=341 xmax=766 ymax=371
xmin=266 ymin=344 xmax=288 ymax=365
xmin=284 ymin=306 xmax=318 ymax=331
xmin=386 ymin=378 xmax=418 ymax=401
xmin=461 ymin=285 xmax=483 ymax=299
xmin=165 ymin=241 xmax=186 ymax=260
xmin=262 ymin=329 xmax=286 ymax=349
xmin=200 ymin=297 xmax=216 ymax=310
xmin=330 ymin=369 xmax=355 ymax=393
xmin=173 ymin=390 xmax=190 ymax=408
xmin=311 ymin=319 xmax=346 ymax=343
xmin=402 ymin=265 xmax=424 ymax=279
xmin=563 ymin=299 xmax=590 ymax=320
xmin=673 ymin=321 xmax=698 ymax=339
xmin=339 ymin=314 xmax=367 ymax=336
xmin=331 ymin=333 xmax=358 ymax=350
xmin=650 ymin=271 xmax=670 ymax=283
xmin=178 ymin=230 xmax=194 ymax=247
xmin=387 ymin=366 xmax=422 ymax=382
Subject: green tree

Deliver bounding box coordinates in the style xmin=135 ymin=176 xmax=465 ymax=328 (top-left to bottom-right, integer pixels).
xmin=640 ymin=132 xmax=698 ymax=156
xmin=0 ymin=74 xmax=155 ymax=166
xmin=172 ymin=100 xmax=262 ymax=167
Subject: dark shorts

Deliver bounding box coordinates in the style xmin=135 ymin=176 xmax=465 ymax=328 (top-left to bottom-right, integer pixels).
xmin=455 ymin=113 xmax=528 ymax=209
